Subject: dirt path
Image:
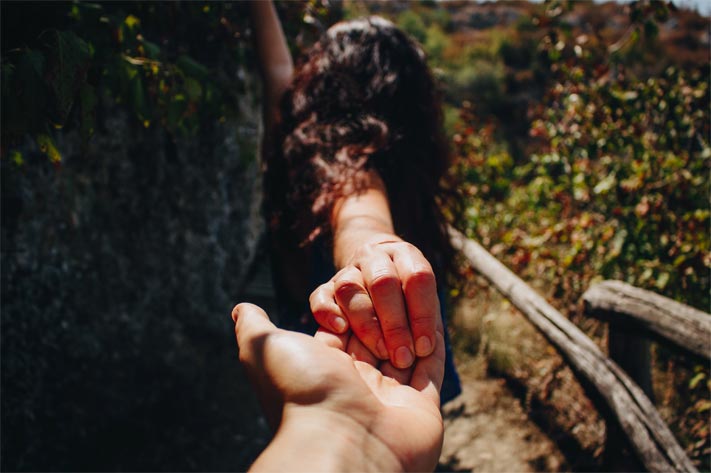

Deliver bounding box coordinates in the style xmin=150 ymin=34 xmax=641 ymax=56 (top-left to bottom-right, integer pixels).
xmin=437 ymin=287 xmax=577 ymax=472
xmin=437 ymin=355 xmax=566 ymax=472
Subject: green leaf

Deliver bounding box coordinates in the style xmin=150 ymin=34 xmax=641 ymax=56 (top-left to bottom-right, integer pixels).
xmin=640 ymin=267 xmax=653 ymax=282
xmin=142 ymin=40 xmax=160 ymax=59
xmin=184 ymin=77 xmax=203 ymax=101
xmin=24 ymin=49 xmax=46 ymax=76
xmin=124 ymin=14 xmax=140 ymax=29
xmin=629 ymin=28 xmax=640 ymax=46
xmin=610 ymin=89 xmax=639 ymax=102
xmin=609 ymin=228 xmax=627 ymax=259
xmin=593 ymin=172 xmax=616 ymax=195
xmin=129 ymin=76 xmax=150 ymax=121
xmin=10 ymin=150 xmax=24 ymax=166
xmin=655 ymin=272 xmax=670 ymax=290
xmin=35 ymin=133 xmax=62 ymax=163
xmin=166 ymin=95 xmax=187 ymax=130
xmin=43 ymin=30 xmax=92 ymax=125
xmin=176 ymin=55 xmax=209 ymax=80
xmin=696 ymin=400 xmax=711 ymax=413
xmin=11 ymin=50 xmax=48 ymax=133
xmin=689 ymin=372 xmax=706 ymax=390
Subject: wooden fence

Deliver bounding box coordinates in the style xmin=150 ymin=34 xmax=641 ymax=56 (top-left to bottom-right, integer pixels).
xmin=450 ymin=228 xmax=709 ymax=472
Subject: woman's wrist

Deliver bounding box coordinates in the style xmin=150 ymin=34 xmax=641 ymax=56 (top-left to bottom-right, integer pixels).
xmin=250 ymin=406 xmax=403 ymax=472
xmin=335 ymin=231 xmax=404 ymax=268
xmin=362 ymin=232 xmax=404 ymax=246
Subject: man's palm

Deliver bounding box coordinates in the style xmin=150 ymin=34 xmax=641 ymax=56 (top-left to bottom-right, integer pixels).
xmin=233 ymin=303 xmax=445 ymax=472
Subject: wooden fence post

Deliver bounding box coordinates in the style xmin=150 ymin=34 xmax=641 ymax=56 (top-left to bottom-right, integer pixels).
xmin=606 ymin=326 xmax=654 ymax=470
xmin=607 ymin=328 xmax=653 ymax=401
xmin=583 ymin=280 xmax=711 ymax=471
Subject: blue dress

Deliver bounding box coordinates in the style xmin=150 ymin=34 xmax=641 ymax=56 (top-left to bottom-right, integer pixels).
xmin=275 ymin=240 xmax=462 ymax=405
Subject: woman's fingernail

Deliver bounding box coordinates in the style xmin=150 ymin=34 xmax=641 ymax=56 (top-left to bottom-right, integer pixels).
xmin=331 ymin=316 xmax=347 ymax=333
xmin=376 ymin=338 xmax=389 ymax=359
xmin=394 ymin=346 xmax=414 ymax=368
xmin=415 ymin=336 xmax=432 ymax=355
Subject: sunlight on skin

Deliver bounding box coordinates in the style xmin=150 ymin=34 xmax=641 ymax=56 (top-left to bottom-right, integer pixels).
xmin=311 ymin=175 xmax=441 ymax=371
xmin=232 ymin=303 xmax=445 ymax=472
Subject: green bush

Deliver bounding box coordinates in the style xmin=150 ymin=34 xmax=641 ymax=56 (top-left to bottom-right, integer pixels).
xmin=451 ymin=3 xmax=710 ymax=463
xmin=397 ymin=10 xmax=427 ymax=44
xmin=448 ymin=60 xmax=505 ymax=112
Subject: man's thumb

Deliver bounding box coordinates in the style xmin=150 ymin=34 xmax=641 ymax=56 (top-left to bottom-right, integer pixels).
xmin=231 ymin=303 xmax=277 ymax=357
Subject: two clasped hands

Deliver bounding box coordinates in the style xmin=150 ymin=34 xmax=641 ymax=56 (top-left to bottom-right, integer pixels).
xmin=233 ymin=239 xmax=445 ymax=472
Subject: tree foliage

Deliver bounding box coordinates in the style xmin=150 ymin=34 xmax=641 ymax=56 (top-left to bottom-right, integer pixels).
xmin=445 ymin=0 xmax=709 ymax=464
xmin=2 ymin=2 xmax=255 ymax=164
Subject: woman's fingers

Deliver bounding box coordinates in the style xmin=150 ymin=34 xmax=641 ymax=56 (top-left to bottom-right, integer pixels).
xmin=310 ymin=281 xmax=349 ymax=334
xmin=388 ymin=243 xmax=439 ymax=358
xmin=357 ymin=250 xmax=415 ymax=369
xmin=311 ymin=241 xmax=439 ymax=368
xmin=380 ymin=360 xmax=414 ymax=386
xmin=333 ymin=267 xmax=389 ymax=360
xmin=313 ymin=328 xmax=377 ymax=367
xmin=410 ymin=317 xmax=446 ymax=408
xmin=345 ymin=334 xmax=380 ymax=367
xmin=310 ymin=270 xmax=388 ymax=362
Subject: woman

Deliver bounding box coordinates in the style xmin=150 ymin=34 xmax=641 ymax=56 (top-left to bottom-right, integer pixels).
xmin=251 ymin=2 xmax=461 ymax=403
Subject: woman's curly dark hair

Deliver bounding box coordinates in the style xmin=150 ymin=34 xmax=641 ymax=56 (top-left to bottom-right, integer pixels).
xmin=265 ymin=16 xmax=462 ymax=279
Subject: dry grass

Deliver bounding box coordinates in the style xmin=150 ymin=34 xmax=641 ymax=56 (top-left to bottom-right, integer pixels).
xmin=450 ymin=279 xmax=606 ymax=470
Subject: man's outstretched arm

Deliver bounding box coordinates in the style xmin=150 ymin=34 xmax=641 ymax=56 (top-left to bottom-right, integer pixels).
xmin=232 ymin=303 xmax=445 ymax=472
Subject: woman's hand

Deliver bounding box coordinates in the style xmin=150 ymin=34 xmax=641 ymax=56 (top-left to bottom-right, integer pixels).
xmin=233 ymin=303 xmax=445 ymax=472
xmin=310 ymin=240 xmax=440 ymax=369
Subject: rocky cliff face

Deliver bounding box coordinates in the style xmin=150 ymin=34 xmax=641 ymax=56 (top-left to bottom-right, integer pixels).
xmin=1 ymin=100 xmax=269 ymax=470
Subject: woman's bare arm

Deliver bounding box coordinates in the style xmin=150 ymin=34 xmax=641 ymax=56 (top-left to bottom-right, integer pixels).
xmin=248 ymin=5 xmax=438 ymax=371
xmin=249 ymin=1 xmax=293 ymax=132
xmin=330 ymin=173 xmax=398 ymax=268
xmin=310 ymin=171 xmax=440 ymax=371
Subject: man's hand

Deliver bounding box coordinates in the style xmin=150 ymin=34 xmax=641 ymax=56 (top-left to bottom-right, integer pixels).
xmin=310 ymin=240 xmax=440 ymax=369
xmin=232 ymin=303 xmax=445 ymax=472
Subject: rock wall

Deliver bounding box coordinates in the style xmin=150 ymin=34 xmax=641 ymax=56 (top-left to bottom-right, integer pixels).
xmin=1 ymin=102 xmax=269 ymax=470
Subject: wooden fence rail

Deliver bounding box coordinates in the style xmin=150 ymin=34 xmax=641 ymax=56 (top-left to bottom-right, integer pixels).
xmin=583 ymin=280 xmax=711 ymax=360
xmin=582 ymin=280 xmax=710 ymax=469
xmin=449 ymin=228 xmax=697 ymax=472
